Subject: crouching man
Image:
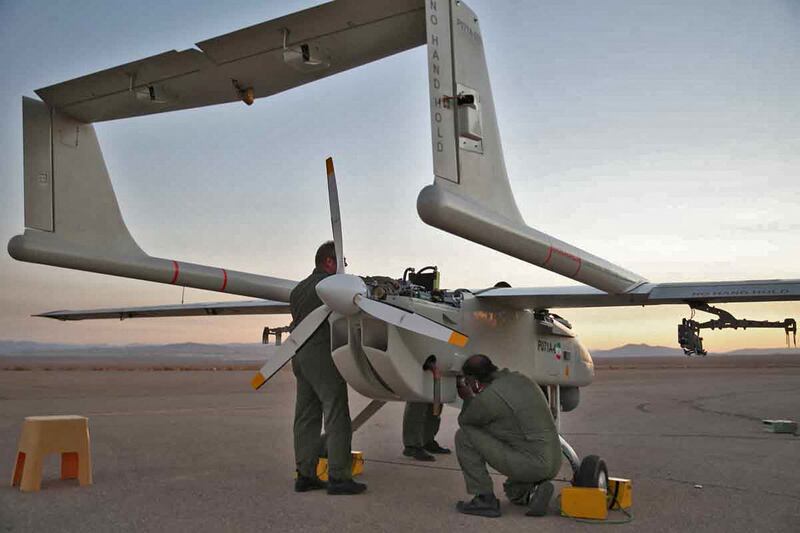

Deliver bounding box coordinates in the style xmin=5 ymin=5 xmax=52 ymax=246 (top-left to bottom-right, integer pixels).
xmin=455 ymin=354 xmax=561 ymax=518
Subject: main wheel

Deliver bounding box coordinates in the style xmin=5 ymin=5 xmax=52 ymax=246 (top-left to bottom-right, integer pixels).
xmin=572 ymin=454 xmax=608 ymax=491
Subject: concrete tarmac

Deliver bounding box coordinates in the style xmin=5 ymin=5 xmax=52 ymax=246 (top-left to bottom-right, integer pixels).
xmin=1 ymin=360 xmax=798 ymax=531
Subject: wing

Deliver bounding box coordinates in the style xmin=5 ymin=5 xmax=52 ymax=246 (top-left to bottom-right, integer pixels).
xmin=36 ymin=300 xmax=290 ymax=321
xmin=36 ymin=0 xmax=425 ymax=123
xmin=476 ymin=279 xmax=800 ymax=310
xmin=11 ymin=0 xmax=426 ymax=302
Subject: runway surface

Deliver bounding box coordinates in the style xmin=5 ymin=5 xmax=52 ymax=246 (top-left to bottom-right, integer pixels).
xmin=1 ymin=358 xmax=798 ymax=531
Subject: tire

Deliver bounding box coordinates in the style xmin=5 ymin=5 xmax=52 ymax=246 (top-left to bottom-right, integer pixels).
xmin=572 ymin=455 xmax=608 ymax=491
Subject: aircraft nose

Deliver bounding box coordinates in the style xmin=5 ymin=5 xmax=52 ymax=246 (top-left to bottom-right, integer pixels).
xmin=577 ymin=343 xmax=595 ymax=377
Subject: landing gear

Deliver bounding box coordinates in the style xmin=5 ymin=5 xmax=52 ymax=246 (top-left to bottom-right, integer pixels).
xmin=559 ymin=435 xmax=581 ymax=475
xmin=548 ymin=385 xmax=581 ymax=476
xmin=548 ymin=384 xmax=609 ymax=493
xmin=573 ymin=455 xmax=609 ymax=491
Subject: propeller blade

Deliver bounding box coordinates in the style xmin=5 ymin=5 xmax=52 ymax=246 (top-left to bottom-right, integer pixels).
xmin=251 ymin=304 xmax=332 ymax=390
xmin=325 ymin=157 xmax=345 ymax=274
xmin=354 ymin=295 xmax=469 ymax=347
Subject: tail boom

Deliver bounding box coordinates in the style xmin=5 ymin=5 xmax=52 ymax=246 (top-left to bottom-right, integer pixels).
xmin=8 ymin=232 xmax=295 ymax=301
xmin=418 ymin=184 xmax=645 ymax=294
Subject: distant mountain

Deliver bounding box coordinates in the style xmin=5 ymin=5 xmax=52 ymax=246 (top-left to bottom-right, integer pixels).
xmin=0 ymin=340 xmax=82 ymax=353
xmin=0 ymin=340 xmax=275 ymax=359
xmin=723 ymin=347 xmax=800 ymax=357
xmin=590 ymin=344 xmax=684 ymax=358
xmin=589 ymin=343 xmax=800 ymax=358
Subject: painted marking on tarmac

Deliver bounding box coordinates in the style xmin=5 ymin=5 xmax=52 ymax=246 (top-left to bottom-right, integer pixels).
xmin=88 ymin=406 xmax=268 ymax=417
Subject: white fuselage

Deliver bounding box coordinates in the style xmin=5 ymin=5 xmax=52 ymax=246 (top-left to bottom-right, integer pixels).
xmin=330 ymin=292 xmax=594 ymax=404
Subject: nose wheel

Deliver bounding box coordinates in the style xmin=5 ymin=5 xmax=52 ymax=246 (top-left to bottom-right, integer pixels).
xmin=563 ymin=454 xmax=632 ymax=522
xmin=554 ymin=388 xmax=610 ymax=493
xmin=573 ymin=454 xmax=609 ymax=491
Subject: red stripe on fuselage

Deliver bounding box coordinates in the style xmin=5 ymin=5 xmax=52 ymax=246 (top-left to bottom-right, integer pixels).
xmin=220 ymin=269 xmax=228 ymax=292
xmin=544 ymin=247 xmax=582 ymax=277
xmin=170 ymin=261 xmax=180 ymax=284
xmin=542 ymin=246 xmax=554 ymax=266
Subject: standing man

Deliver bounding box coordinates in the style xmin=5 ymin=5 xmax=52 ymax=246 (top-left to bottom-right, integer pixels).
xmin=402 ymin=403 xmax=450 ymax=461
xmin=291 ymin=241 xmax=366 ymax=495
xmin=455 ymin=354 xmax=561 ymax=518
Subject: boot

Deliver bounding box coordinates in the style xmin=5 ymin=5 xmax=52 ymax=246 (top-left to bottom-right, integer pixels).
xmin=423 ymin=440 xmax=451 ymax=454
xmin=456 ymin=493 xmax=501 ymax=518
xmin=503 ymin=479 xmax=536 ymax=505
xmin=526 ymin=481 xmax=554 ymax=517
xmin=403 ymin=446 xmax=436 ymax=462
xmin=327 ymin=477 xmax=367 ymax=495
xmin=294 ymin=475 xmax=327 ymax=493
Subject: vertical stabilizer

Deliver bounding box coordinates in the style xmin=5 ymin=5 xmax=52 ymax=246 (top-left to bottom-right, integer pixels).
xmin=418 ymin=1 xmax=646 ymax=294
xmin=10 ymin=98 xmax=295 ymax=301
xmin=19 ymin=98 xmax=145 ymax=256
xmin=22 ymin=98 xmax=54 ymax=232
xmin=423 ymin=0 xmax=523 ymax=221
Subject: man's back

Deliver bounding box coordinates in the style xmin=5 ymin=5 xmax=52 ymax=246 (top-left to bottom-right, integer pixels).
xmin=289 ymin=268 xmax=331 ymax=359
xmin=289 ymin=241 xmax=365 ymax=495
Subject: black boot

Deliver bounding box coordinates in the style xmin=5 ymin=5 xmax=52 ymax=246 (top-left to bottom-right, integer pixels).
xmin=423 ymin=440 xmax=451 ymax=454
xmin=525 ymin=481 xmax=554 ymax=517
xmin=403 ymin=446 xmax=436 ymax=461
xmin=327 ymin=477 xmax=367 ymax=495
xmin=456 ymin=493 xmax=501 ymax=518
xmin=294 ymin=475 xmax=327 ymax=493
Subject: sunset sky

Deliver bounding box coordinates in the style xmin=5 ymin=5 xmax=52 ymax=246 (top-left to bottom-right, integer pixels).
xmin=0 ymin=0 xmax=798 ymax=352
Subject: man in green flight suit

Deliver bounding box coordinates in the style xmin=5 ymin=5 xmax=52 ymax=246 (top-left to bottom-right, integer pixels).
xmin=455 ymin=354 xmax=561 ymax=518
xmin=291 ymin=241 xmax=366 ymax=495
xmin=402 ymin=402 xmax=450 ymax=461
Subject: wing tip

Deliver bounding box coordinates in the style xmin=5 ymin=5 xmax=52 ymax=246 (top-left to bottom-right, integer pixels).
xmin=34 ymin=312 xmax=70 ymax=321
xmin=325 ymin=157 xmax=334 ymax=176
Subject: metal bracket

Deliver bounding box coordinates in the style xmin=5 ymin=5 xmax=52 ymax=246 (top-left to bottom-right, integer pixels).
xmin=678 ymin=302 xmax=797 ymax=356
xmin=262 ymin=325 xmax=290 ymax=346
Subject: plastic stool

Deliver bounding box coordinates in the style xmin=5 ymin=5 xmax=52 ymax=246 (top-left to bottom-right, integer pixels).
xmin=11 ymin=415 xmax=92 ymax=492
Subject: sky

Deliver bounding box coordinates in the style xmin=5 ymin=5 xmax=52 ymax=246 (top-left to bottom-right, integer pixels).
xmin=0 ymin=0 xmax=798 ymax=351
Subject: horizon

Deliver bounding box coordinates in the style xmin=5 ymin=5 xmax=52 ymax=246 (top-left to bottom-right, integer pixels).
xmin=2 ymin=337 xmax=797 ymax=355
xmin=1 ymin=0 xmax=798 ymax=351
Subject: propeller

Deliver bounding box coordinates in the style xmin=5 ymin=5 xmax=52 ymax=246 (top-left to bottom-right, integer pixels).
xmin=251 ymin=157 xmax=468 ymax=390
xmin=326 ymin=157 xmax=345 ymax=274
xmin=250 ymin=305 xmax=331 ymax=389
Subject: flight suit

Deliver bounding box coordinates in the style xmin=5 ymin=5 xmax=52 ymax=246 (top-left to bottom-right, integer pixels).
xmin=456 ymin=369 xmax=561 ymax=499
xmin=290 ymin=268 xmax=353 ymax=480
xmin=402 ymin=402 xmax=441 ymax=450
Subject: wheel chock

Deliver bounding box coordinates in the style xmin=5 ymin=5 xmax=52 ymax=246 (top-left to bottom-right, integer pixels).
xmin=561 ymin=487 xmax=608 ymax=519
xmin=315 ymin=451 xmax=364 ymax=481
xmin=608 ymin=477 xmax=633 ymax=510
